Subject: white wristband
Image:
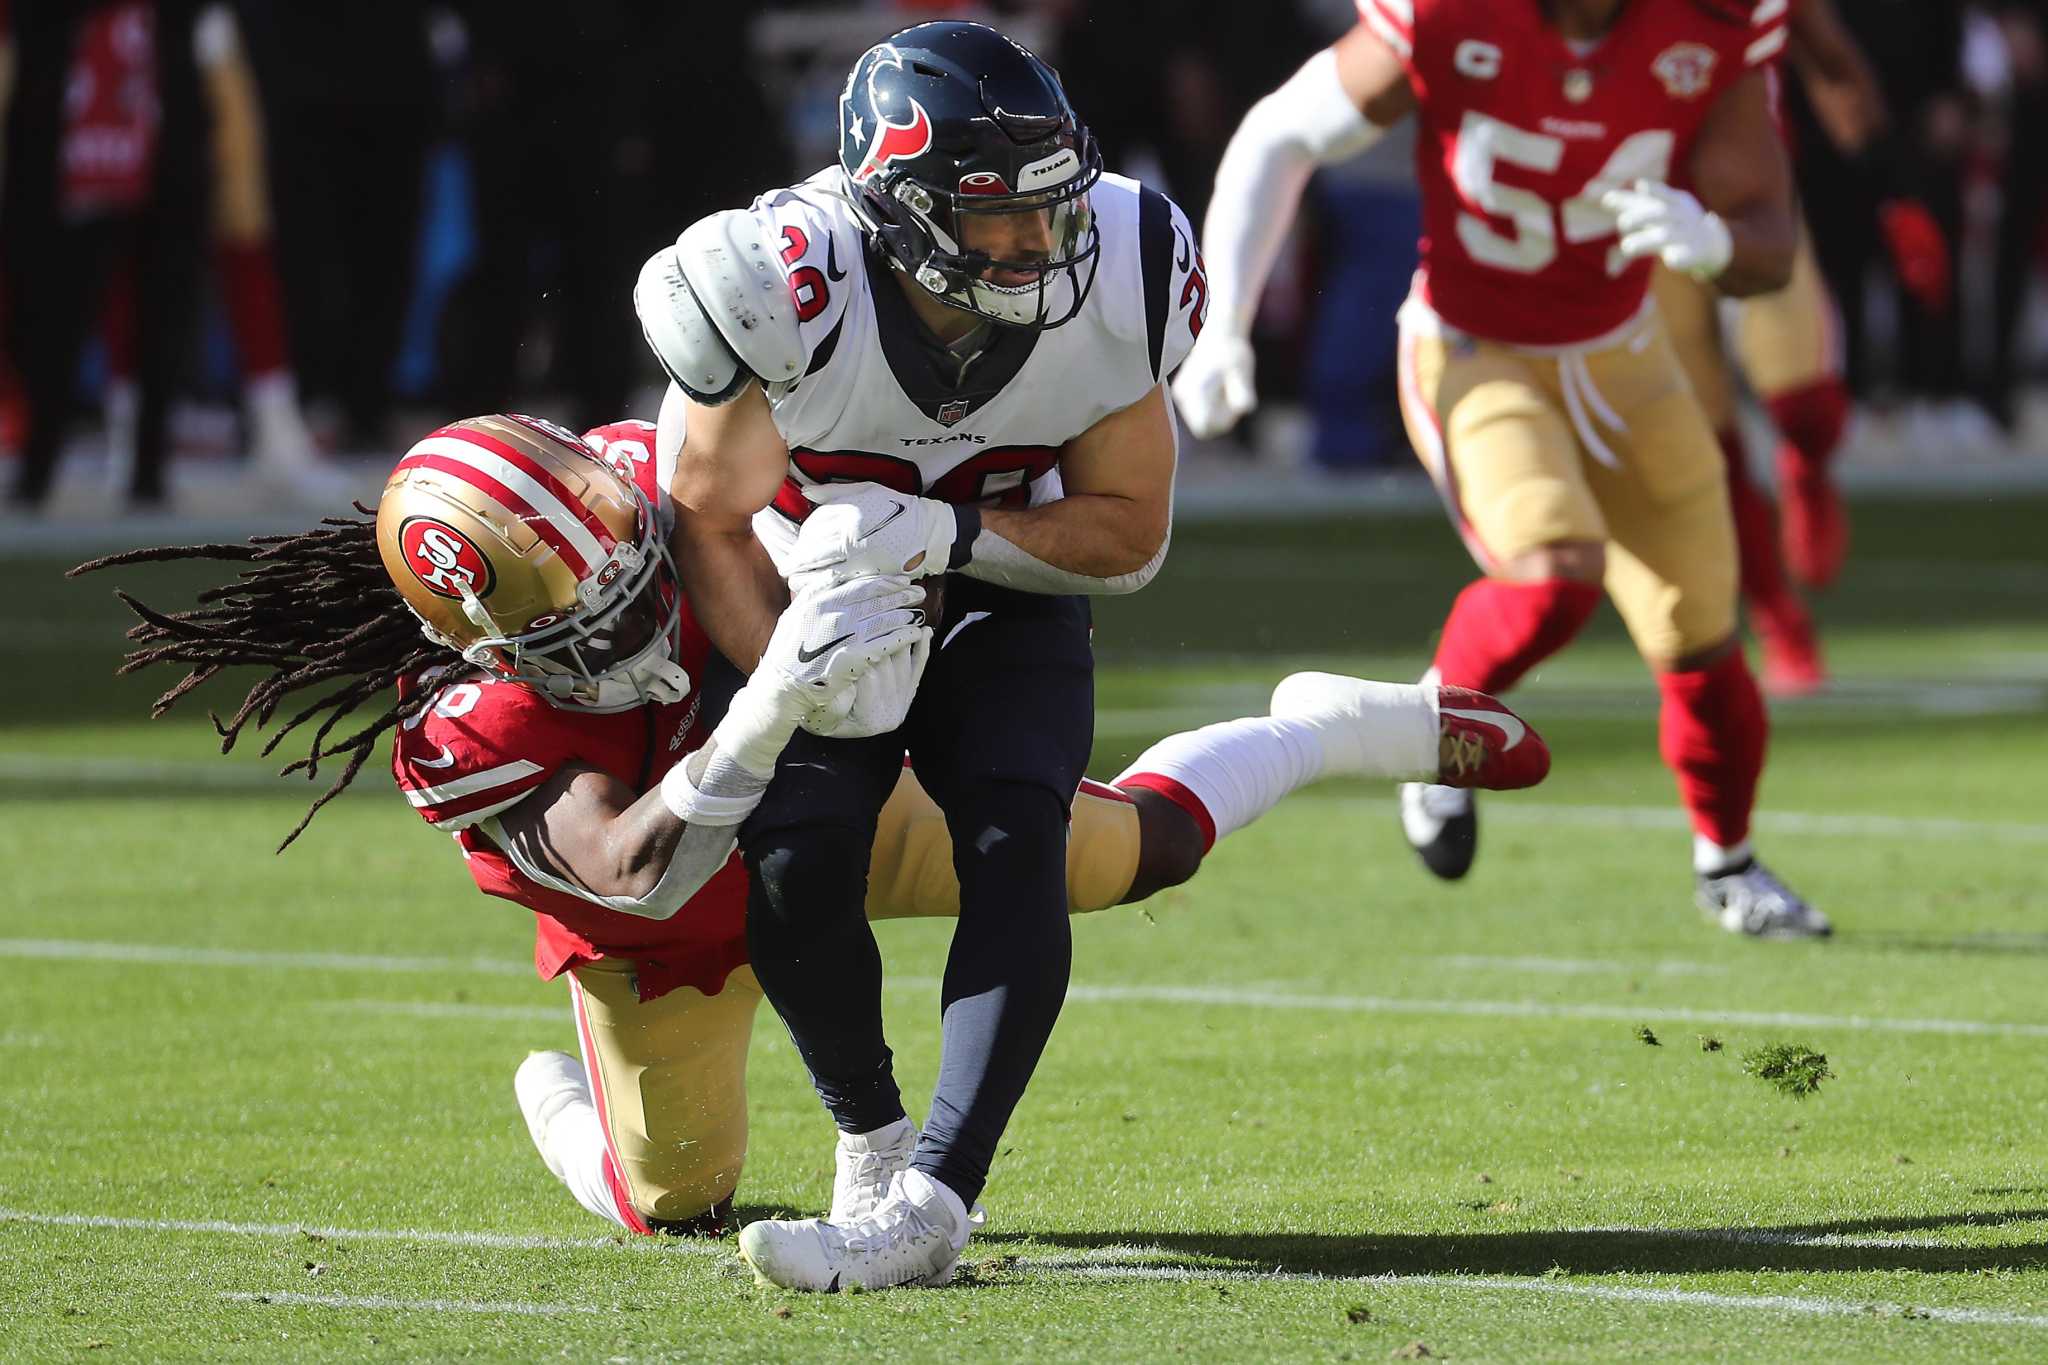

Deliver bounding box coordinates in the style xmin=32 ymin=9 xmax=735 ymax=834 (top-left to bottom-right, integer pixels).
xmin=658 ymin=749 xmax=768 ymax=827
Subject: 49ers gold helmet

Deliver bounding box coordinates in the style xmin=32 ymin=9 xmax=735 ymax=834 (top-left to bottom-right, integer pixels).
xmin=376 ymin=413 xmax=689 ymax=712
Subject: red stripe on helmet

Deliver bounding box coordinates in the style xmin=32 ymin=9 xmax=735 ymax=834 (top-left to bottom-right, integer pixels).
xmin=394 ymin=451 xmax=594 ymax=579
xmin=430 ymin=424 xmax=622 ymax=556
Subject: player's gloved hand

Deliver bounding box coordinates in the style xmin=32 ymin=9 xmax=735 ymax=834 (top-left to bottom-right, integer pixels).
xmin=1171 ymin=332 xmax=1257 ymax=439
xmin=1602 ymin=179 xmax=1733 ymax=280
xmin=800 ymin=626 xmax=931 ymax=738
xmin=713 ymin=576 xmax=930 ymax=774
xmin=1878 ymin=197 xmax=1952 ymax=315
xmin=785 ymin=482 xmax=960 ymax=584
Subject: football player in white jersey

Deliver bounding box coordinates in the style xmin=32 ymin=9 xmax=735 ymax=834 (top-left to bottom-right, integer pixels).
xmin=631 ymin=20 xmax=1225 ymax=1291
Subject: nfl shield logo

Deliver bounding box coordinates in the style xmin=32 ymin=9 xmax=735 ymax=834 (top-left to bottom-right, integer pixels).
xmin=937 ymin=399 xmax=971 ymax=427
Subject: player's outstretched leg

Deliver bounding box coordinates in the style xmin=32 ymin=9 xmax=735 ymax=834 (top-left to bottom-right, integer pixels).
xmin=1718 ymin=428 xmax=1825 ymax=697
xmin=1769 ymin=380 xmax=1851 ymax=589
xmin=1110 ymin=672 xmax=1549 ymax=893
xmin=1657 ymin=648 xmax=1830 ymax=939
xmin=1399 ymin=571 xmax=1601 ymax=880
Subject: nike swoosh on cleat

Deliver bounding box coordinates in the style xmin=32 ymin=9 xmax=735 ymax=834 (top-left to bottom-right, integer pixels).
xmin=1442 ymin=706 xmax=1525 ymax=751
xmin=414 ymin=744 xmax=458 ymax=770
xmin=796 ymin=632 xmax=856 ymax=664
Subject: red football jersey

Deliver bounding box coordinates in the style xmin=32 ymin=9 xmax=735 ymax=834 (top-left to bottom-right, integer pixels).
xmin=61 ymin=2 xmax=161 ymax=218
xmin=1359 ymin=0 xmax=1789 ymax=346
xmin=389 ymin=420 xmax=749 ymax=1002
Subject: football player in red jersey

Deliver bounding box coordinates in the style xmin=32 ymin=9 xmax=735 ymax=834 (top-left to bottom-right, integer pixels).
xmin=1178 ymin=0 xmax=1830 ymax=939
xmin=77 ymin=412 xmax=1548 ymax=1253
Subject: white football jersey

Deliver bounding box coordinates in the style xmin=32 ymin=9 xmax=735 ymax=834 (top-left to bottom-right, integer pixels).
xmin=730 ymin=168 xmax=1206 ymax=572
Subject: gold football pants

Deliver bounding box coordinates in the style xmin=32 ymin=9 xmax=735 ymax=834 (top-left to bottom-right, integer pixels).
xmin=566 ymin=774 xmax=1141 ymax=1225
xmin=1396 ymin=309 xmax=1738 ymax=664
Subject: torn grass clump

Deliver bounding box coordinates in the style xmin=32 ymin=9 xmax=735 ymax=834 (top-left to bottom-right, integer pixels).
xmin=1742 ymin=1042 xmax=1832 ymax=1099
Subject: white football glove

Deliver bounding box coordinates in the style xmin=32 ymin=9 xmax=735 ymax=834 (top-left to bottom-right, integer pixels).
xmin=800 ymin=627 xmax=930 ymax=738
xmin=1171 ymin=332 xmax=1257 ymax=439
xmin=714 ymin=576 xmax=929 ymax=773
xmin=1601 ymin=179 xmax=1733 ymax=280
xmin=784 ymin=482 xmax=959 ymax=585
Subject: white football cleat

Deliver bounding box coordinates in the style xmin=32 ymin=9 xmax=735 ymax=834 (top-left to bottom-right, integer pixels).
xmin=738 ymin=1169 xmax=980 ymax=1292
xmin=1697 ymin=858 xmax=1832 ymax=939
xmin=513 ymin=1050 xmax=594 ymax=1181
xmin=1400 ymin=781 xmax=1477 ymax=881
xmin=830 ymin=1117 xmax=919 ymax=1225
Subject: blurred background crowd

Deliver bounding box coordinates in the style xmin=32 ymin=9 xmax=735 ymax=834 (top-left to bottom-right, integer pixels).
xmin=1 ymin=0 xmax=2043 ymax=514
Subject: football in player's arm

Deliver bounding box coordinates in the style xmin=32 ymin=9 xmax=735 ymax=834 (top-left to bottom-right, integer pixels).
xmin=1178 ymin=0 xmax=1831 ymax=940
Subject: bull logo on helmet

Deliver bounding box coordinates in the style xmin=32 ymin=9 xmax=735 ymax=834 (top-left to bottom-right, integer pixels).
xmin=845 ymin=45 xmax=934 ymax=185
xmin=400 ymin=517 xmax=496 ymax=600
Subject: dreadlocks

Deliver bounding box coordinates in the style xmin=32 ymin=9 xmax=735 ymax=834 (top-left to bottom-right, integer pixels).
xmin=69 ymin=508 xmax=459 ymax=851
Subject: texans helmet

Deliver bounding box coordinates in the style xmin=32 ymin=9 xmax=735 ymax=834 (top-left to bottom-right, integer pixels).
xmin=376 ymin=414 xmax=690 ymax=713
xmin=838 ymin=21 xmax=1103 ymax=330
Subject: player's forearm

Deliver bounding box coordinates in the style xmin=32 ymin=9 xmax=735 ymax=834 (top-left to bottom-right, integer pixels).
xmin=964 ymin=495 xmax=1170 ymax=596
xmin=1712 ymin=202 xmax=1798 ymax=297
xmin=1205 ymin=46 xmax=1386 ymax=338
xmin=501 ymin=743 xmax=770 ymax=921
xmin=670 ymin=516 xmax=786 ymax=672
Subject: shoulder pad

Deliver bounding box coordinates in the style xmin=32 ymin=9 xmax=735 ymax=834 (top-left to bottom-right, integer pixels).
xmin=634 ymin=209 xmax=807 ymax=407
xmin=392 ymin=674 xmax=567 ymax=830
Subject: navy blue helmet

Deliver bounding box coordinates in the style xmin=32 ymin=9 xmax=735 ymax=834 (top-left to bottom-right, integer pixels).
xmin=837 ymin=21 xmax=1103 ymax=330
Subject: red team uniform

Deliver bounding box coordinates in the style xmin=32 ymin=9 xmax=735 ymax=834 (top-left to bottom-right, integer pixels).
xmin=1352 ymin=0 xmax=1822 ymax=933
xmin=389 ymin=421 xmax=754 ymax=1002
xmin=1362 ymin=0 xmax=1787 ymax=347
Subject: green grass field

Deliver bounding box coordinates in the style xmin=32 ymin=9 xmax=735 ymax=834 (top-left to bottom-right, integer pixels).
xmin=4 ymin=496 xmax=2047 ymax=1361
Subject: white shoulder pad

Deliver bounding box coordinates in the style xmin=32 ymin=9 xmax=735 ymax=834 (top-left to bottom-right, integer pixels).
xmin=634 ymin=209 xmax=807 ymax=407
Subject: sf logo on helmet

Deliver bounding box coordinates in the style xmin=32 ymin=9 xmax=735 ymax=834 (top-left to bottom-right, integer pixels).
xmin=401 ymin=517 xmax=497 ymax=599
xmin=845 ymin=44 xmax=933 ymax=185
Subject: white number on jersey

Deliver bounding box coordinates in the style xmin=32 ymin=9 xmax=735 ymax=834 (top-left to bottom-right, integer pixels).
xmin=1453 ymin=113 xmax=1676 ymax=277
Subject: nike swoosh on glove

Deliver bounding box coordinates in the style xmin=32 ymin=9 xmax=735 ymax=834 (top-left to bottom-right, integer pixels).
xmin=1171 ymin=332 xmax=1257 ymax=439
xmin=1601 ymin=179 xmax=1733 ymax=280
xmin=785 ymin=481 xmax=959 ymax=584
xmin=800 ymin=627 xmax=931 ymax=738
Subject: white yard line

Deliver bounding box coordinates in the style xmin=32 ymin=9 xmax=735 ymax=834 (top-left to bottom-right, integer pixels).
xmin=1432 ymin=954 xmax=1728 ymax=978
xmin=1492 ymin=802 xmax=2048 ymax=846
xmin=1048 ymin=980 xmax=2048 ymax=1038
xmin=0 ymin=1207 xmax=714 ymax=1255
xmin=315 ymin=1000 xmax=563 ymax=1022
xmin=16 ymin=937 xmax=2048 ymax=1039
xmin=0 ymin=938 xmax=532 ymax=976
xmin=222 ymin=1291 xmax=601 ymax=1316
xmin=0 ymin=754 xmax=295 ymax=789
xmin=13 ymin=1208 xmax=2039 ymax=1329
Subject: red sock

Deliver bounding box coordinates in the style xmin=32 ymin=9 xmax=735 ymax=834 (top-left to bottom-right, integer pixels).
xmin=217 ymin=240 xmax=292 ymax=378
xmin=1431 ymin=578 xmax=1603 ymax=694
xmin=1656 ymin=650 xmax=1767 ymax=848
xmin=1719 ymin=429 xmax=1807 ymax=642
xmin=1767 ymin=380 xmax=1849 ymax=478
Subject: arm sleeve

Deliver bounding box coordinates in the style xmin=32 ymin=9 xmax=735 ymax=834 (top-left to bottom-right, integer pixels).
xmin=1200 ymin=46 xmax=1385 ymax=341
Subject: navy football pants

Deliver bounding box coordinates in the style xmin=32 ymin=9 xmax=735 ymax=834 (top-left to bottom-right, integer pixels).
xmin=738 ymin=579 xmax=1093 ymax=1208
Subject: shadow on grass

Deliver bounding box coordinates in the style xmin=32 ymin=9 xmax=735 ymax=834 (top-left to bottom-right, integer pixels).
xmin=992 ymin=1208 xmax=2048 ymax=1279
xmin=1850 ymin=932 xmax=2048 ymax=959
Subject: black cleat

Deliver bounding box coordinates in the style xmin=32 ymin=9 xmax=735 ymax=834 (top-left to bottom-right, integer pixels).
xmin=1399 ymin=782 xmax=1477 ymax=880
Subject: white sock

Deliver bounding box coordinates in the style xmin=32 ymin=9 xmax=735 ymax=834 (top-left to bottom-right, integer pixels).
xmin=1694 ymin=836 xmax=1753 ymax=876
xmin=542 ymin=1098 xmax=643 ymax=1233
xmin=1115 ymin=716 xmax=1329 ymax=845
